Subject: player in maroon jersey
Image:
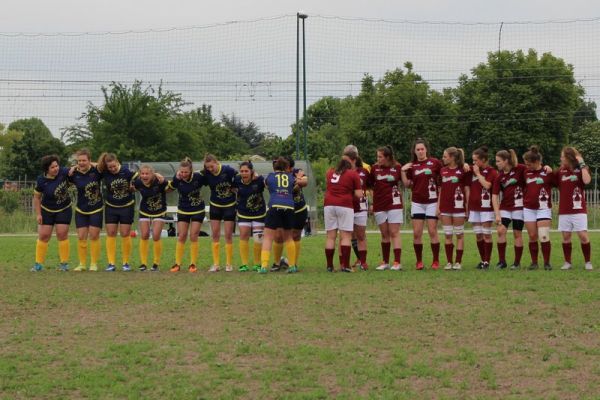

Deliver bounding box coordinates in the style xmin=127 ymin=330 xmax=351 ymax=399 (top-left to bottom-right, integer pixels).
xmin=467 ymin=146 xmax=498 ymax=270
xmin=522 ymin=146 xmax=555 ymax=270
xmin=367 ymin=146 xmax=404 ymax=271
xmin=400 ymin=138 xmax=442 ymax=270
xmin=437 ymin=147 xmax=470 ymax=270
xmin=555 ymin=146 xmax=592 ymax=270
xmin=324 ymin=157 xmax=363 ymax=272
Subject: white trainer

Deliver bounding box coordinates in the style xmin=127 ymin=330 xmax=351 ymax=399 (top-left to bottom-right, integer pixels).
xmin=376 ymin=263 xmax=390 ymax=271
xmin=225 ymin=265 xmax=233 ymax=272
xmin=444 ymin=263 xmax=453 ymax=270
xmin=585 ymin=262 xmax=593 ymax=271
xmin=452 ymin=263 xmax=462 ymax=270
xmin=560 ymin=262 xmax=572 ymax=270
xmin=390 ymin=263 xmax=403 ymax=271
xmin=209 ymin=265 xmax=220 ymax=272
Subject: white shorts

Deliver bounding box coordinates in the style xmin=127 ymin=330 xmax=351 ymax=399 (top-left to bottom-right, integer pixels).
xmin=523 ymin=208 xmax=552 ymax=222
xmin=353 ymin=211 xmax=368 ymax=227
xmin=468 ymin=211 xmax=495 ymax=224
xmin=500 ymin=210 xmax=524 ymax=221
xmin=238 ymin=220 xmax=265 ymax=230
xmin=440 ymin=212 xmax=466 ymax=218
xmin=324 ymin=206 xmax=354 ymax=232
xmin=558 ymin=214 xmax=588 ymax=232
xmin=374 ymin=209 xmax=404 ymax=225
xmin=411 ymin=202 xmax=437 ymax=219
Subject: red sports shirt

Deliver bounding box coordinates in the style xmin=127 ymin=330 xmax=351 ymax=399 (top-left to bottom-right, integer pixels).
xmin=523 ymin=168 xmax=554 ymax=210
xmin=368 ymin=163 xmax=403 ymax=212
xmin=324 ymin=168 xmax=362 ymax=209
xmin=467 ymin=166 xmax=498 ymax=212
xmin=353 ymin=166 xmax=370 ymax=213
xmin=555 ymin=167 xmax=587 ymax=215
xmin=406 ymin=157 xmax=442 ymax=204
xmin=439 ymin=167 xmax=469 ymax=213
xmin=492 ymin=164 xmax=526 ymax=211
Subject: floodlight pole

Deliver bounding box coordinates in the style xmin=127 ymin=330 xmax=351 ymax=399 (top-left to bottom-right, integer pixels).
xmin=295 ymin=15 xmax=300 ymax=159
xmin=301 ymin=13 xmax=308 ymax=162
xmin=296 ymin=12 xmax=308 ymax=161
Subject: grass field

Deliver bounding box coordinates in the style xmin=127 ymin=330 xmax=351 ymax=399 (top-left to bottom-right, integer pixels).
xmin=1 ymin=233 xmax=599 ymax=399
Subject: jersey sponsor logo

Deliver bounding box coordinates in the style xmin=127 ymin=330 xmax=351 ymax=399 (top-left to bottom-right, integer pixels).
xmin=561 ymin=174 xmax=578 ymax=182
xmin=414 ymin=168 xmax=432 ymax=176
xmin=442 ymin=176 xmax=459 ymax=183
xmin=526 ymin=177 xmax=544 ymax=184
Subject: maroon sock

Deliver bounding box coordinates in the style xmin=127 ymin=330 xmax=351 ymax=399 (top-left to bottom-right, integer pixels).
xmin=484 ymin=241 xmax=493 ymax=263
xmin=514 ymin=245 xmax=524 ymax=265
xmin=562 ymin=242 xmax=572 ymax=264
xmin=582 ymin=242 xmax=591 ymax=263
xmin=456 ymin=249 xmax=464 ymax=263
xmin=381 ymin=242 xmax=390 ymax=264
xmin=497 ymin=242 xmax=507 ymax=263
xmin=393 ymin=248 xmax=401 ymax=264
xmin=529 ymin=241 xmax=539 ymax=264
xmin=445 ymin=243 xmax=454 ymax=264
xmin=541 ymin=241 xmax=551 ymax=265
xmin=476 ymin=240 xmax=485 ymax=261
xmin=414 ymin=243 xmax=423 ymax=263
xmin=325 ymin=248 xmax=335 ymax=269
xmin=431 ymin=242 xmax=440 ymax=263
xmin=341 ymin=245 xmax=351 ymax=268
xmin=358 ymin=250 xmax=367 ymax=265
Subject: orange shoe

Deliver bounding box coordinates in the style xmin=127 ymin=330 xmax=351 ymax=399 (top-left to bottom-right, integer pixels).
xmin=431 ymin=261 xmax=440 ymax=270
xmin=170 ymin=264 xmax=180 ymax=273
xmin=416 ymin=261 xmax=424 ymax=270
xmin=188 ymin=264 xmax=197 ymax=273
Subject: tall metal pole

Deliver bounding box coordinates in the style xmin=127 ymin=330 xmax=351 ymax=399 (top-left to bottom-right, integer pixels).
xmin=301 ymin=14 xmax=308 ymax=161
xmin=295 ymin=14 xmax=300 ymax=159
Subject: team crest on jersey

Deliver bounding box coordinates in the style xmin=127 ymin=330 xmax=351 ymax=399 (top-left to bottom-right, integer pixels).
xmin=84 ymin=182 xmax=101 ymax=206
xmin=426 ymin=161 xmax=433 ymax=166
xmin=147 ymin=194 xmax=163 ymax=211
xmin=188 ymin=188 xmax=203 ymax=206
xmin=111 ymin=178 xmax=130 ymax=199
xmin=246 ymin=193 xmax=264 ymax=212
xmin=54 ymin=180 xmax=70 ymax=205
xmin=216 ymin=182 xmax=232 ymax=198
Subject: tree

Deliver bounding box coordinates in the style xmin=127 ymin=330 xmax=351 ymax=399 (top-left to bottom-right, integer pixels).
xmin=570 ymin=121 xmax=600 ymax=171
xmin=220 ymin=113 xmax=262 ymax=152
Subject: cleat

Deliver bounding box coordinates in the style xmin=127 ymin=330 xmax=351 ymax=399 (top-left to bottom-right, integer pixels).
xmin=188 ymin=264 xmax=197 ymax=273
xmin=89 ymin=264 xmax=98 ymax=272
xmin=444 ymin=262 xmax=453 ymax=270
xmin=416 ymin=261 xmax=424 ymax=270
xmin=270 ymin=263 xmax=281 ymax=272
xmin=225 ymin=265 xmax=233 ymax=272
xmin=360 ymin=263 xmax=369 ymax=271
xmin=475 ymin=261 xmax=483 ymax=270
xmin=74 ymin=265 xmax=86 ymax=272
xmin=510 ymin=263 xmax=520 ymax=270
xmin=482 ymin=262 xmax=490 ymax=270
xmin=238 ymin=265 xmax=249 ymax=272
xmin=340 ymin=266 xmax=354 ymax=273
xmin=528 ymin=263 xmax=539 ymax=270
xmin=208 ymin=265 xmax=220 ymax=272
xmin=170 ymin=264 xmax=181 ymax=273
xmin=31 ymin=263 xmax=43 ymax=272
xmin=105 ymin=264 xmax=116 ymax=272
xmin=59 ymin=263 xmax=69 ymax=272
xmin=258 ymin=267 xmax=268 ymax=274
xmin=251 ymin=264 xmax=261 ymax=272
xmin=375 ymin=262 xmax=390 ymax=271
xmin=122 ymin=263 xmax=131 ymax=272
xmin=138 ymin=264 xmax=147 ymax=272
xmin=279 ymin=257 xmax=289 ymax=269
xmin=391 ymin=263 xmax=403 ymax=271
xmin=496 ymin=261 xmax=508 ymax=269
xmin=560 ymin=262 xmax=572 ymax=270
xmin=287 ymin=265 xmax=299 ymax=274
xmin=431 ymin=261 xmax=440 ymax=270
xmin=585 ymin=262 xmax=593 ymax=271
xmin=544 ymin=263 xmax=552 ymax=271
xmin=150 ymin=264 xmax=159 ymax=272
xmin=452 ymin=263 xmax=462 ymax=270
xmin=326 ymin=266 xmax=334 ymax=272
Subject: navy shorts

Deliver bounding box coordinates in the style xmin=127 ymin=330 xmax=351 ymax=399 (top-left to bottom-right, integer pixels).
xmin=41 ymin=207 xmax=72 ymax=226
xmin=293 ymin=208 xmax=308 ymax=231
xmin=209 ymin=205 xmax=236 ymax=222
xmin=75 ymin=210 xmax=103 ymax=229
xmin=265 ymin=208 xmax=295 ymax=230
xmin=105 ymin=205 xmax=135 ymax=225
xmin=178 ymin=212 xmax=205 ymax=224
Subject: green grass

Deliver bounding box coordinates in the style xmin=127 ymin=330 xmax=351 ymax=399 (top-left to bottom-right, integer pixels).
xmin=1 ymin=233 xmax=600 ymax=399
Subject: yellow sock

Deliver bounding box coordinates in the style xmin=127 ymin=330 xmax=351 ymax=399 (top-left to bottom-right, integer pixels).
xmin=121 ymin=236 xmax=132 ymax=264
xmin=58 ymin=239 xmax=70 ymax=264
xmin=153 ymin=240 xmax=162 ymax=265
xmin=35 ymin=239 xmax=48 ymax=264
xmin=190 ymin=241 xmax=199 ymax=265
xmin=90 ymin=239 xmax=100 ymax=266
xmin=106 ymin=236 xmax=117 ymax=265
xmin=261 ymin=249 xmax=271 ymax=268
xmin=294 ymin=240 xmax=301 ymax=266
xmin=211 ymin=242 xmax=220 ymax=266
xmin=253 ymin=242 xmax=262 ymax=266
xmin=273 ymin=241 xmax=283 ymax=264
xmin=175 ymin=241 xmax=185 ymax=265
xmin=225 ymin=243 xmax=233 ymax=266
xmin=285 ymin=240 xmax=297 ymax=267
xmin=77 ymin=239 xmax=88 ymax=266
xmin=139 ymin=239 xmax=149 ymax=265
xmin=239 ymin=240 xmax=249 ymax=266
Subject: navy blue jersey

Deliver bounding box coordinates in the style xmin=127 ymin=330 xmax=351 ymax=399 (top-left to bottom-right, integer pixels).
xmin=102 ymin=166 xmax=137 ymax=208
xmin=35 ymin=167 xmax=72 ymax=212
xmin=234 ymin=174 xmax=266 ymax=219
xmin=292 ymin=168 xmax=307 ymax=213
xmin=168 ymin=172 xmax=207 ymax=215
xmin=204 ymin=164 xmax=237 ymax=208
xmin=266 ymin=172 xmax=295 ymax=209
xmin=133 ymin=177 xmax=169 ymax=217
xmin=69 ymin=166 xmax=103 ymax=214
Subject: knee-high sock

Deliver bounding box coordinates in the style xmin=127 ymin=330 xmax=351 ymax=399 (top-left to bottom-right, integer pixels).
xmin=476 ymin=240 xmax=485 ymax=261
xmin=581 ymin=242 xmax=591 ymax=263
xmin=341 ymin=245 xmax=351 ymax=268
xmin=484 ymin=241 xmax=493 ymax=263
xmin=261 ymin=250 xmax=271 ymax=268
xmin=285 ymin=240 xmax=297 ymax=266
xmin=190 ymin=241 xmax=199 ymax=265
xmin=455 ymin=248 xmax=464 ymax=263
xmin=90 ymin=239 xmax=100 ymax=266
xmin=139 ymin=239 xmax=149 ymax=265
xmin=239 ymin=239 xmax=250 ymax=266
xmin=445 ymin=243 xmax=454 ymax=264
xmin=77 ymin=239 xmax=88 ymax=266
xmin=414 ymin=243 xmax=423 ymax=263
xmin=211 ymin=242 xmax=220 ymax=266
xmin=562 ymin=242 xmax=572 ymax=264
xmin=106 ymin=236 xmax=117 ymax=265
xmin=35 ymin=239 xmax=49 ymax=264
xmin=294 ymin=240 xmax=301 ymax=266
xmin=153 ymin=240 xmax=163 ymax=265
xmin=225 ymin=243 xmax=233 ymax=266
xmin=58 ymin=239 xmax=70 ymax=264
xmin=121 ymin=236 xmax=132 ymax=264
xmin=529 ymin=241 xmax=539 ymax=264
xmin=393 ymin=248 xmax=401 ymax=264
xmin=252 ymin=242 xmax=262 ymax=265
xmin=541 ymin=241 xmax=551 ymax=265
xmin=175 ymin=241 xmax=185 ymax=265
xmin=273 ymin=242 xmax=283 ymax=264
xmin=497 ymin=242 xmax=507 ymax=263
xmin=325 ymin=248 xmax=335 ymax=269
xmin=381 ymin=242 xmax=391 ymax=264
xmin=514 ymin=245 xmax=523 ymax=265
xmin=431 ymin=242 xmax=440 ymax=263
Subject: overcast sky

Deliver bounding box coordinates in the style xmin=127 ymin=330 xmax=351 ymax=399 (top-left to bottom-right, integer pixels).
xmin=2 ymin=0 xmax=600 ymax=33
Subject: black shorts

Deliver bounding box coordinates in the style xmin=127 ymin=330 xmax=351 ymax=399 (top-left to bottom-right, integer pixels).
xmin=105 ymin=204 xmax=135 ymax=225
xmin=209 ymin=205 xmax=236 ymax=222
xmin=501 ymin=218 xmax=524 ymax=231
xmin=178 ymin=212 xmax=205 ymax=223
xmin=293 ymin=208 xmax=308 ymax=230
xmin=265 ymin=208 xmax=295 ymax=230
xmin=75 ymin=210 xmax=103 ymax=229
xmin=41 ymin=207 xmax=72 ymax=226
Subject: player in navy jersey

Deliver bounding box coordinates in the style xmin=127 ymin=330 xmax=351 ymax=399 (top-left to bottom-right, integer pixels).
xmin=32 ymin=155 xmax=72 ymax=271
xmin=132 ymin=164 xmax=169 ymax=272
xmin=68 ymin=149 xmax=103 ymax=272
xmin=203 ymin=154 xmax=237 ymax=272
xmin=168 ymin=158 xmax=207 ymax=273
xmin=97 ymin=153 xmax=138 ymax=272
xmin=233 ymin=161 xmax=266 ymax=272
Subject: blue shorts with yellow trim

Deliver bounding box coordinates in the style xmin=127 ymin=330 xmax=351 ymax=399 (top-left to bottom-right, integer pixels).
xmin=105 ymin=204 xmax=135 ymax=225
xmin=41 ymin=207 xmax=72 ymax=226
xmin=209 ymin=205 xmax=236 ymax=222
xmin=75 ymin=209 xmax=103 ymax=229
xmin=178 ymin=211 xmax=205 ymax=223
xmin=265 ymin=207 xmax=295 ymax=230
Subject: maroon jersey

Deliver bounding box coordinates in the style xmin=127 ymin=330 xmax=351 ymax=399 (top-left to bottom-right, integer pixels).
xmin=523 ymin=168 xmax=554 ymax=210
xmin=555 ymin=167 xmax=587 ymax=215
xmin=492 ymin=164 xmax=526 ymax=211
xmin=406 ymin=157 xmax=442 ymax=204
xmin=324 ymin=168 xmax=361 ymax=209
xmin=368 ymin=163 xmax=403 ymax=212
xmin=467 ymin=166 xmax=498 ymax=212
xmin=439 ymin=167 xmax=469 ymax=213
xmin=353 ymin=166 xmax=370 ymax=213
